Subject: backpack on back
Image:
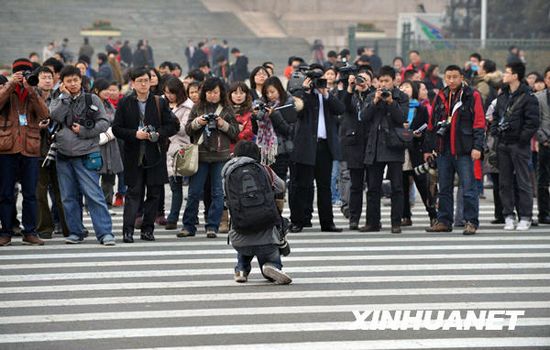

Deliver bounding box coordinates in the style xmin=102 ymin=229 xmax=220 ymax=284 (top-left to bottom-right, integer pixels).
xmin=224 ymin=161 xmax=280 ymax=234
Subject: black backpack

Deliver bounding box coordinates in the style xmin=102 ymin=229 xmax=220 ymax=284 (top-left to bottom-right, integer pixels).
xmin=224 ymin=161 xmax=280 ymax=234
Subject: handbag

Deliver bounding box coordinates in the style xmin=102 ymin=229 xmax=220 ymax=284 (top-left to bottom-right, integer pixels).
xmin=83 ymin=151 xmax=103 ymax=171
xmin=174 ymin=134 xmax=203 ymax=176
xmin=385 ymin=127 xmax=413 ymax=150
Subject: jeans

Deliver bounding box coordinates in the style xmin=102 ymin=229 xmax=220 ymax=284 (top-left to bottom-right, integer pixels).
xmin=182 ymin=161 xmax=225 ymax=234
xmin=0 ymin=154 xmax=39 ymax=237
xmin=167 ymin=176 xmax=184 ymax=224
xmin=331 ymin=160 xmax=341 ymax=203
xmin=56 ymin=155 xmax=112 ymax=240
xmin=436 ymin=154 xmax=479 ymax=227
xmin=498 ymin=142 xmax=533 ymax=219
xmin=234 ymin=244 xmax=282 ymax=279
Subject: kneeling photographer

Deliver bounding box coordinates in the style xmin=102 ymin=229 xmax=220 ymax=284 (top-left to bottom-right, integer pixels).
xmin=49 ymin=65 xmax=114 ymax=245
xmin=112 ymin=67 xmax=179 ymax=243
xmin=362 ymin=66 xmax=409 ymax=233
xmin=180 ymin=77 xmax=239 ymax=239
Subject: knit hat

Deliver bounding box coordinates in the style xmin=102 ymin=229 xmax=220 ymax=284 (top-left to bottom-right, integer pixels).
xmin=12 ymin=58 xmax=33 ymax=73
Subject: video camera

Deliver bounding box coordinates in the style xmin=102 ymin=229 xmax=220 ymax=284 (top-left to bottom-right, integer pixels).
xmin=287 ymin=64 xmax=327 ymax=93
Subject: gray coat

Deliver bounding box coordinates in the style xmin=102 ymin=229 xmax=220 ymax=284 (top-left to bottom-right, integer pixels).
xmin=223 ymin=156 xmax=285 ymax=248
xmin=49 ymin=92 xmax=109 ymax=157
xmin=99 ymin=101 xmax=124 ymax=174
xmin=536 ymin=89 xmax=550 ymax=144
xmin=362 ymin=88 xmax=408 ymax=165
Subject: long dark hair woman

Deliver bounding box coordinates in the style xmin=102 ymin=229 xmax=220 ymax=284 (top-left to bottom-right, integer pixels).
xmin=180 ymin=78 xmax=239 ymax=238
xmin=249 ymin=66 xmax=269 ymax=100
xmin=399 ymin=80 xmax=437 ymax=226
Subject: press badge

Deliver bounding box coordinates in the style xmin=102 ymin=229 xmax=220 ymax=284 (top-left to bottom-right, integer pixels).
xmin=19 ymin=113 xmax=28 ymax=126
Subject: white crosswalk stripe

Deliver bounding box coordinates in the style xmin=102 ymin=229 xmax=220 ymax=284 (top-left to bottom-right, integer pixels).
xmin=1 ymin=203 xmax=549 ymax=349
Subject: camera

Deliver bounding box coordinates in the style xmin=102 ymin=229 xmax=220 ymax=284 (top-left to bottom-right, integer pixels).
xmin=414 ymin=155 xmax=438 ymax=176
xmin=380 ymin=88 xmax=392 ymax=100
xmin=23 ymin=70 xmax=38 ymax=87
xmin=42 ymin=142 xmax=57 ymax=168
xmin=252 ymin=100 xmax=269 ymax=121
xmin=497 ymin=120 xmax=511 ymax=134
xmin=355 ymin=76 xmax=366 ymax=85
xmin=336 ymin=64 xmax=358 ymax=89
xmin=202 ymin=113 xmax=218 ymax=130
xmin=81 ymin=118 xmax=95 ymax=129
xmin=277 ymin=217 xmax=291 ymax=257
xmin=287 ymin=64 xmax=310 ymax=94
xmin=436 ymin=120 xmax=451 ymax=137
xmin=142 ymin=125 xmax=159 ymax=143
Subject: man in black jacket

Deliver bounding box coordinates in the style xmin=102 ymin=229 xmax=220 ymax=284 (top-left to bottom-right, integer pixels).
xmin=289 ymin=70 xmax=346 ymax=233
xmin=491 ymin=62 xmax=539 ymax=231
xmin=112 ymin=67 xmax=179 ymax=243
xmin=361 ymin=66 xmax=408 ymax=233
xmin=338 ymin=69 xmax=373 ymax=230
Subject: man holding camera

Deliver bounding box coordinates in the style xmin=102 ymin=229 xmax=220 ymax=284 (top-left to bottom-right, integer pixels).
xmin=490 ymin=62 xmax=539 ymax=231
xmin=289 ymin=69 xmax=346 ymax=233
xmin=49 ymin=65 xmax=114 ymax=244
xmin=424 ymin=65 xmax=486 ymax=235
xmin=0 ymin=58 xmax=49 ymax=246
xmin=362 ymin=66 xmax=408 ymax=233
xmin=113 ymin=67 xmax=179 ymax=243
xmin=338 ymin=69 xmax=373 ymax=230
xmin=536 ymin=66 xmax=550 ymax=225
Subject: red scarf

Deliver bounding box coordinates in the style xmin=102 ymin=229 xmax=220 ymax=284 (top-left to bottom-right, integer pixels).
xmin=15 ymin=84 xmax=28 ymax=106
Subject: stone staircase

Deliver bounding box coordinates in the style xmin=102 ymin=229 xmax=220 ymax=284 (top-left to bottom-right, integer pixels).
xmin=0 ymin=0 xmax=310 ymax=73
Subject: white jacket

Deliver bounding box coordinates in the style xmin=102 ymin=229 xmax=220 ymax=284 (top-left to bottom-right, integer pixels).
xmin=166 ymin=99 xmax=193 ymax=177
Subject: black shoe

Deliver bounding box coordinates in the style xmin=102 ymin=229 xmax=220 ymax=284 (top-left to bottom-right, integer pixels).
xmin=491 ymin=218 xmax=505 ymax=224
xmin=123 ymin=231 xmax=134 ymax=243
xmin=359 ymin=224 xmax=381 ymax=232
xmin=303 ymin=221 xmax=313 ymax=228
xmin=349 ymin=222 xmax=359 ymax=230
xmin=321 ymin=225 xmax=342 ymax=232
xmin=38 ymin=232 xmax=53 ymax=239
xmin=289 ymin=223 xmax=303 ymax=233
xmin=538 ymin=216 xmax=550 ymax=225
xmin=140 ymin=231 xmax=155 ymax=241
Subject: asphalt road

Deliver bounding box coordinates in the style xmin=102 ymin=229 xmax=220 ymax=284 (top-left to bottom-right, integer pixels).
xmin=1 ymin=197 xmax=549 ymax=350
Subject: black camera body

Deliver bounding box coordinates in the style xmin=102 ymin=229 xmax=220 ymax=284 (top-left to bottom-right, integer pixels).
xmin=142 ymin=125 xmax=160 ymax=142
xmin=336 ymin=64 xmax=358 ymax=89
xmin=436 ymin=120 xmax=451 ymax=137
xmin=380 ymin=88 xmax=392 ymax=100
xmin=203 ymin=113 xmax=218 ymax=130
xmin=23 ymin=70 xmax=38 ymax=86
xmin=497 ymin=120 xmax=511 ymax=134
xmin=252 ymin=100 xmax=269 ymax=121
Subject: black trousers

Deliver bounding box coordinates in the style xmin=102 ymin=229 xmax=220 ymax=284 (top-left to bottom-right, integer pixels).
xmin=123 ymin=168 xmax=162 ymax=234
xmin=402 ymin=170 xmax=436 ymax=220
xmin=349 ymin=167 xmax=367 ymax=225
xmin=537 ymin=145 xmax=550 ymax=219
xmin=489 ymin=173 xmax=504 ymax=221
xmin=498 ymin=142 xmax=533 ymax=219
xmin=367 ymin=161 xmax=403 ymax=226
xmin=290 ymin=140 xmax=334 ymax=228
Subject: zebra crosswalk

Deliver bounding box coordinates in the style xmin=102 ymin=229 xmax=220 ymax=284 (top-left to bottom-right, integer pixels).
xmin=0 ymin=202 xmax=549 ymax=349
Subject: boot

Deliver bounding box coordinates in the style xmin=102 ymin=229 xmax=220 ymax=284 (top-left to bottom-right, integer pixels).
xmin=276 ymin=199 xmax=285 ymax=214
xmin=218 ymin=210 xmax=229 ymax=233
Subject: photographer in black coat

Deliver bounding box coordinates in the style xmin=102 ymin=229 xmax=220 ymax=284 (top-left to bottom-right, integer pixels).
xmin=338 ymin=69 xmax=374 ymax=230
xmin=112 ymin=67 xmax=179 ymax=243
xmin=289 ymin=69 xmax=346 ymax=233
xmin=361 ymin=66 xmax=409 ymax=233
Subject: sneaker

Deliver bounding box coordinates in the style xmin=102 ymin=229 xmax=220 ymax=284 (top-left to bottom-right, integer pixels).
xmin=262 ymin=264 xmax=292 ymax=285
xmin=462 ymin=222 xmax=477 ymax=235
xmin=101 ymin=235 xmax=116 ymax=246
xmin=113 ymin=193 xmax=124 ymax=207
xmin=516 ymin=219 xmax=532 ymax=231
xmin=0 ymin=236 xmax=11 ymax=246
xmin=177 ymin=229 xmax=195 ymax=238
xmin=206 ymin=229 xmax=217 ymax=239
xmin=65 ymin=234 xmax=84 ymax=244
xmin=234 ymin=271 xmax=249 ymax=283
xmin=22 ymin=235 xmax=45 ymax=245
xmin=504 ymin=216 xmax=516 ymax=231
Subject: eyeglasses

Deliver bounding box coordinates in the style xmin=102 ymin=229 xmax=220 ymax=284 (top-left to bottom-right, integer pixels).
xmin=134 ymin=79 xmax=150 ymax=84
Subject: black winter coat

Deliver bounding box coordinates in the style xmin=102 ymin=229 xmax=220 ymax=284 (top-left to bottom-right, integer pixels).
xmin=490 ymin=83 xmax=539 ymax=146
xmin=362 ymin=88 xmax=409 ymax=165
xmin=338 ymin=89 xmax=371 ymax=169
xmin=112 ymin=93 xmax=179 ymax=186
xmin=291 ymin=91 xmax=345 ymax=166
xmin=408 ymin=103 xmax=430 ymax=167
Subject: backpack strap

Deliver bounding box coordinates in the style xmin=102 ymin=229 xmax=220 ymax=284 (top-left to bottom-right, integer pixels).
xmin=154 ymin=95 xmax=162 ymax=124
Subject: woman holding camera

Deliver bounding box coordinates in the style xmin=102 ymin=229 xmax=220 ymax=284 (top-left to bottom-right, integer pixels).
xmin=180 ymin=78 xmax=239 ymax=238
xmin=399 ymin=80 xmax=437 ymax=226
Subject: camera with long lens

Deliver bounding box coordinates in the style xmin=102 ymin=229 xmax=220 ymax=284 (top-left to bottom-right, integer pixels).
xmin=23 ymin=70 xmax=38 ymax=86
xmin=277 ymin=217 xmax=291 ymax=257
xmin=252 ymin=100 xmax=268 ymax=121
xmin=42 ymin=122 xmax=61 ymax=168
xmin=380 ymin=88 xmax=392 ymax=100
xmin=355 ymin=76 xmax=366 ymax=85
xmin=414 ymin=155 xmax=438 ymax=176
xmin=141 ymin=125 xmax=159 ymax=142
xmin=436 ymin=120 xmax=451 ymax=137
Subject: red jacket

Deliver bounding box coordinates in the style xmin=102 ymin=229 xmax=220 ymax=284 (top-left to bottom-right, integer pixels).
xmin=230 ymin=110 xmax=254 ymax=152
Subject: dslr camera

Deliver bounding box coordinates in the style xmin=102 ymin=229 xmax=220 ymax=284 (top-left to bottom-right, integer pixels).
xmin=497 ymin=120 xmax=511 ymax=134
xmin=23 ymin=70 xmax=39 ymax=87
xmin=414 ymin=154 xmax=438 ymax=176
xmin=380 ymin=88 xmax=392 ymax=100
xmin=202 ymin=113 xmax=218 ymax=130
xmin=252 ymin=100 xmax=269 ymax=121
xmin=141 ymin=125 xmax=160 ymax=143
xmin=336 ymin=64 xmax=358 ymax=89
xmin=436 ymin=120 xmax=451 ymax=137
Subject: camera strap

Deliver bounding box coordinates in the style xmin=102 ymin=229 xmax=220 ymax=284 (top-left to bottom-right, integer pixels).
xmin=500 ymin=92 xmax=526 ymax=124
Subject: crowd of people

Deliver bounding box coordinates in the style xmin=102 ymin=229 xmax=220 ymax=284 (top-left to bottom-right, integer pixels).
xmin=1 ymin=40 xmax=549 ymax=253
